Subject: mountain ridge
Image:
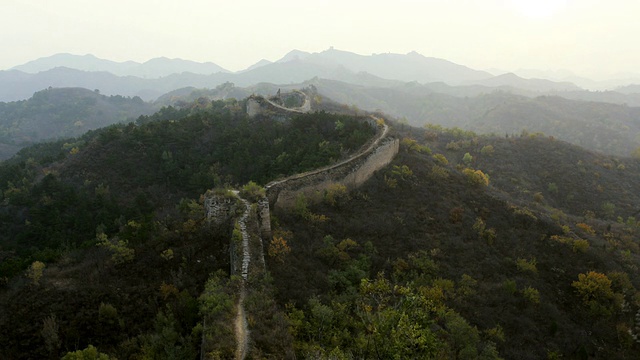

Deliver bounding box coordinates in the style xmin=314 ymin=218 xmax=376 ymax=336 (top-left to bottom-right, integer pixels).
xmin=12 ymin=53 xmax=229 ymax=78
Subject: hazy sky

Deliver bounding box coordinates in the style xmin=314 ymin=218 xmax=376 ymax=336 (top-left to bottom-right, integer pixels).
xmin=2 ymin=0 xmax=639 ymax=80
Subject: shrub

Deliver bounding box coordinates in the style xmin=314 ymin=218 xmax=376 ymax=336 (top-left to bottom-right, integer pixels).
xmin=457 ymin=274 xmax=478 ymax=298
xmin=26 ymin=261 xmax=45 ymax=286
xmin=480 ymin=145 xmax=495 ymax=156
xmin=401 ymin=138 xmax=431 ymax=154
xmin=472 ymin=217 xmax=486 ymax=235
xmin=522 ymin=286 xmax=540 ymax=305
xmin=572 ymin=239 xmax=590 ymax=253
xmin=484 ymin=228 xmax=497 ymax=245
xmin=432 ymin=153 xmax=449 ymax=165
xmin=602 ymin=202 xmax=616 ymax=218
xmin=240 ymin=181 xmax=266 ymax=202
xmin=446 ymin=141 xmax=461 ymax=151
xmin=62 ymin=345 xmax=111 ymax=360
xmin=485 ymin=325 xmax=505 ymax=343
xmin=462 ymin=168 xmax=489 ymax=187
xmin=462 ymin=152 xmax=473 ymax=165
xmin=503 ymin=279 xmax=517 ymax=295
xmin=160 ymin=248 xmax=174 ymax=261
xmin=392 ymin=165 xmax=413 ymax=180
xmin=576 ymin=222 xmax=596 ymax=236
xmin=516 ymin=258 xmax=537 ymax=273
xmin=324 ymin=183 xmax=349 ymax=207
xmin=430 ymin=165 xmax=450 ymax=179
xmin=384 ymin=175 xmax=397 ymax=189
xmin=550 ymin=235 xmax=572 ymax=245
xmin=533 ymin=192 xmax=544 ymax=203
xmin=96 ymin=233 xmax=134 ymax=265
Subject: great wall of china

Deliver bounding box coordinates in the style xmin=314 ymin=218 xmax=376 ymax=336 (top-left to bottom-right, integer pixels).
xmin=204 ymin=88 xmax=399 ymax=359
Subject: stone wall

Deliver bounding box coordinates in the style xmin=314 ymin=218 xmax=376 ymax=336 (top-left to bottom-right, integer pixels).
xmin=204 ymin=195 xmax=237 ymax=225
xmin=257 ymin=197 xmax=272 ymax=242
xmin=246 ymin=97 xmax=263 ymax=118
xmin=266 ymin=136 xmax=399 ymax=210
xmin=246 ymin=89 xmax=312 ymax=118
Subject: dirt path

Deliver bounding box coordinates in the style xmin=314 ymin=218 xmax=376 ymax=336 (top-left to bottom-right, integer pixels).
xmin=234 ymin=287 xmax=249 ymax=360
xmin=234 ymin=196 xmax=251 ymax=360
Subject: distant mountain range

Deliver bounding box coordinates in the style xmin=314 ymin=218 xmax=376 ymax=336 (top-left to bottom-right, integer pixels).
xmin=12 ymin=53 xmax=229 ymax=78
xmin=7 ymin=49 xmax=637 ymax=102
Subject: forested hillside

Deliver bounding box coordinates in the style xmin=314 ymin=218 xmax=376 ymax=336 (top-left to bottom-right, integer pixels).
xmin=2 ymin=94 xmax=640 ymax=359
xmin=0 ymin=87 xmax=157 ymax=159
xmin=156 ymin=80 xmax=640 ymax=157
xmin=0 ymin=100 xmax=375 ymax=359
xmin=265 ymin=124 xmax=640 ymax=359
xmin=313 ymin=79 xmax=640 ymax=157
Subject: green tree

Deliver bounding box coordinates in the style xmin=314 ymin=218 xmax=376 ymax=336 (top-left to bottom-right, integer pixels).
xmin=141 ymin=311 xmax=197 ymax=359
xmin=480 ymin=145 xmax=495 ymax=156
xmin=522 ymin=286 xmax=540 ymax=305
xmin=462 ymin=152 xmax=473 ymax=165
xmin=61 ymin=345 xmax=112 ymax=360
xmin=602 ymin=202 xmax=616 ymax=219
xmin=516 ymin=258 xmax=537 ymax=273
xmin=96 ymin=232 xmax=134 ymax=265
xmin=432 ymin=153 xmax=449 ymax=165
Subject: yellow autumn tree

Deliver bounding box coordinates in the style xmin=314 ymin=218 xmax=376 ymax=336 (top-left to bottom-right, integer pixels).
xmin=572 ymin=271 xmax=619 ymax=316
xmin=268 ymin=236 xmax=291 ymax=263
xmin=27 ymin=261 xmax=45 ymax=286
xmin=462 ymin=168 xmax=489 ymax=186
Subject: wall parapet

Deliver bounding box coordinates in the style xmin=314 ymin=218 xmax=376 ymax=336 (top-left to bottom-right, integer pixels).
xmin=265 ymin=121 xmax=399 ymax=210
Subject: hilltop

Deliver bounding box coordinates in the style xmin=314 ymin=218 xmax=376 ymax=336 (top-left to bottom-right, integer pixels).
xmin=0 ymin=87 xmax=156 ymax=160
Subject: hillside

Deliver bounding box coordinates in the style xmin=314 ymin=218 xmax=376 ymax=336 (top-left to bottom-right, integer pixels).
xmin=0 ymin=99 xmax=377 ymax=359
xmin=267 ymin=123 xmax=640 ymax=359
xmin=157 ymin=80 xmax=640 ymax=157
xmin=0 ymin=87 xmax=157 ymax=160
xmin=310 ymin=79 xmax=640 ymax=157
xmin=2 ymin=94 xmax=640 ymax=358
xmin=466 ymin=72 xmax=581 ymax=92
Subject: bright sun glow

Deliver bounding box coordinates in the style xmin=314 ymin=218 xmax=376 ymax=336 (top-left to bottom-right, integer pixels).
xmin=511 ymin=0 xmax=567 ymax=19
